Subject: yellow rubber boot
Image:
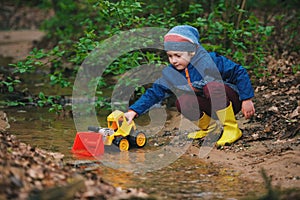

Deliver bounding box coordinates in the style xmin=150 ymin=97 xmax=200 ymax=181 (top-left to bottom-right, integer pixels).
xmin=188 ymin=113 xmax=217 ymax=139
xmin=216 ymin=102 xmax=242 ymax=146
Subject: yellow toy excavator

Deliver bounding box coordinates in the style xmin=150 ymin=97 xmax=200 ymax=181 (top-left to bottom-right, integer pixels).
xmin=72 ymin=110 xmax=147 ymax=156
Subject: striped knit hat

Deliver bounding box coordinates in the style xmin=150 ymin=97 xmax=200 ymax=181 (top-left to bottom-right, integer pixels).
xmin=164 ymin=25 xmax=200 ymax=52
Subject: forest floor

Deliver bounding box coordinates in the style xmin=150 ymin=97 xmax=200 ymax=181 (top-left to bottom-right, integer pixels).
xmin=0 ymin=4 xmax=299 ymax=199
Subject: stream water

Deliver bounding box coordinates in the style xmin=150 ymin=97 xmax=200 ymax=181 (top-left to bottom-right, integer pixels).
xmin=2 ymin=94 xmax=265 ymax=199
xmin=3 ymin=106 xmax=262 ymax=199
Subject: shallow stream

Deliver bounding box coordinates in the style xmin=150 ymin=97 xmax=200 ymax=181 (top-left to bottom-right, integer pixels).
xmin=3 ymin=102 xmax=265 ymax=199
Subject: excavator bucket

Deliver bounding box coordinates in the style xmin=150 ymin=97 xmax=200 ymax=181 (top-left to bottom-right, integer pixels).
xmin=71 ymin=132 xmax=104 ymax=156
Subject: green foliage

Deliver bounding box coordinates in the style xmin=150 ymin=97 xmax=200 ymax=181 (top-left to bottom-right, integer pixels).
xmin=70 ymin=30 xmax=99 ymax=65
xmin=247 ymin=0 xmax=300 ymax=54
xmin=2 ymin=101 xmax=25 ymax=107
xmin=187 ymin=2 xmax=273 ymax=77
xmin=2 ymin=0 xmax=298 ymax=112
xmin=105 ymin=51 xmax=143 ymax=75
xmin=292 ymin=65 xmax=300 ymax=74
xmin=40 ymin=0 xmax=88 ymax=41
xmin=96 ymin=0 xmax=144 ymax=29
xmin=0 ymin=76 xmax=21 ymax=93
xmin=9 ymin=48 xmax=46 ymax=74
xmin=37 ymin=92 xmax=63 ymax=114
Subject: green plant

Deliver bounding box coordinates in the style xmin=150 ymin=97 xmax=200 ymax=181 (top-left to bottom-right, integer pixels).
xmin=37 ymin=92 xmax=63 ymax=114
xmin=0 ymin=76 xmax=21 ymax=92
xmin=292 ymin=65 xmax=300 ymax=74
xmin=183 ymin=1 xmax=274 ymax=77
xmin=3 ymin=0 xmax=289 ymax=113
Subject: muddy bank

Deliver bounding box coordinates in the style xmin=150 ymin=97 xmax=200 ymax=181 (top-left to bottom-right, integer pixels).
xmin=189 ymin=140 xmax=300 ymax=188
xmin=0 ymin=30 xmax=45 ymax=62
xmin=160 ymin=108 xmax=300 ymax=191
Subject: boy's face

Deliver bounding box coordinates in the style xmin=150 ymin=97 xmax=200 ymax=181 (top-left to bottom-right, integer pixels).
xmin=166 ymin=51 xmax=194 ymax=71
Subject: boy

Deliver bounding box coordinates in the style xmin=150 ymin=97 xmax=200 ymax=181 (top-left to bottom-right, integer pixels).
xmin=124 ymin=25 xmax=255 ymax=146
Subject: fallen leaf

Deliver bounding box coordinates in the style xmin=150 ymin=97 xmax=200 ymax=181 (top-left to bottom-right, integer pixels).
xmin=289 ymin=106 xmax=300 ymax=118
xmin=268 ymin=106 xmax=279 ymax=113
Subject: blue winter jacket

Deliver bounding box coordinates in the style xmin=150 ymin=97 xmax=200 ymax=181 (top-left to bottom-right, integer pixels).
xmin=129 ymin=50 xmax=254 ymax=116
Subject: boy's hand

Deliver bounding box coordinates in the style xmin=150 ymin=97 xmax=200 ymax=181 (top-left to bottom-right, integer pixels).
xmin=124 ymin=110 xmax=137 ymax=124
xmin=242 ymin=99 xmax=255 ymax=119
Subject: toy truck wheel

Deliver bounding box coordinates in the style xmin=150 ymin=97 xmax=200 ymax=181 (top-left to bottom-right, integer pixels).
xmin=114 ymin=137 xmax=130 ymax=151
xmin=130 ymin=131 xmax=147 ymax=148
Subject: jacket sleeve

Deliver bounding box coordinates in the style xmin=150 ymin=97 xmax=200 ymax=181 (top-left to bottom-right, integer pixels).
xmin=212 ymin=52 xmax=254 ymax=100
xmin=129 ymin=78 xmax=171 ymax=116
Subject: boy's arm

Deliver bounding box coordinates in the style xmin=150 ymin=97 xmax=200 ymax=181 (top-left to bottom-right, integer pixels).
xmin=127 ymin=79 xmax=170 ymax=119
xmin=215 ymin=53 xmax=255 ymax=100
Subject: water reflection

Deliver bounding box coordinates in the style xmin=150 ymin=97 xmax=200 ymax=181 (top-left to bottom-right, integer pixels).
xmin=4 ymin=106 xmax=76 ymax=156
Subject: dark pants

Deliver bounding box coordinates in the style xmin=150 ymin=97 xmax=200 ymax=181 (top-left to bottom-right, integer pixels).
xmin=175 ymin=82 xmax=242 ymax=121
